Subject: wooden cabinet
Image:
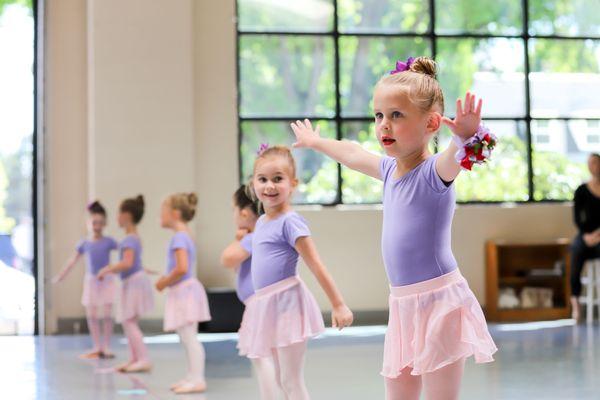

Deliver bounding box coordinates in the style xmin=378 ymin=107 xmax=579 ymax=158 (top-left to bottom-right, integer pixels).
xmin=485 ymin=239 xmax=571 ymax=322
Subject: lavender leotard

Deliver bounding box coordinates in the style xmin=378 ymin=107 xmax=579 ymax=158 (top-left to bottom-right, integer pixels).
xmin=119 ymin=235 xmax=143 ymax=280
xmin=251 ymin=212 xmax=310 ymax=290
xmin=236 ymin=233 xmax=254 ymax=302
xmin=380 ymin=153 xmax=458 ymax=286
xmin=166 ymin=231 xmax=196 ymax=285
xmin=76 ymin=236 xmax=118 ymax=276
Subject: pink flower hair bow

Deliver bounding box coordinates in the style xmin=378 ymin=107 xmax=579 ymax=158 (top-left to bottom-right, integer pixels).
xmin=256 ymin=143 xmax=269 ymax=156
xmin=390 ymin=57 xmax=415 ymax=75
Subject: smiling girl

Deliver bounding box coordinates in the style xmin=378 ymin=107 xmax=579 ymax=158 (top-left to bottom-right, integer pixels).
xmin=237 ymin=145 xmax=354 ymax=400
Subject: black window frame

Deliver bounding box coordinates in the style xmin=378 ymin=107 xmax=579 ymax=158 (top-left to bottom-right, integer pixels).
xmin=235 ymin=0 xmax=600 ymax=205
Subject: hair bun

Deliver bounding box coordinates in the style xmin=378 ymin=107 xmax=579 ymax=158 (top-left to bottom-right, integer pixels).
xmin=409 ymin=56 xmax=437 ymax=78
xmin=135 ymin=195 xmax=145 ymax=206
xmin=87 ymin=200 xmax=107 ymax=216
xmin=187 ymin=193 xmax=198 ymax=207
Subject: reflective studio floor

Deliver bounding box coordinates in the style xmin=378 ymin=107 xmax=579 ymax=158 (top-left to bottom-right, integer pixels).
xmin=2 ymin=320 xmax=599 ymax=400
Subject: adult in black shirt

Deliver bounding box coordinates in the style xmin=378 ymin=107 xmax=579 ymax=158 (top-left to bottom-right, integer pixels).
xmin=571 ymin=153 xmax=600 ymax=321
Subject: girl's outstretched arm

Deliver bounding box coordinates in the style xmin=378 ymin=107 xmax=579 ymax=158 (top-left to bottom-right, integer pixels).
xmin=295 ymin=236 xmax=353 ymax=330
xmin=97 ymin=249 xmax=134 ymax=279
xmin=291 ymin=119 xmax=382 ymax=180
xmin=438 ymin=92 xmax=484 ymax=182
xmin=52 ymin=252 xmax=82 ymax=283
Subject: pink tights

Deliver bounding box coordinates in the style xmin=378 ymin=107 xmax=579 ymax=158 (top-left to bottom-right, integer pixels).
xmin=384 ymin=358 xmax=465 ymax=400
xmin=86 ymin=305 xmax=113 ymax=353
xmin=251 ymin=356 xmax=281 ymax=400
xmin=122 ymin=317 xmax=149 ymax=363
xmin=271 ymin=341 xmax=310 ymax=400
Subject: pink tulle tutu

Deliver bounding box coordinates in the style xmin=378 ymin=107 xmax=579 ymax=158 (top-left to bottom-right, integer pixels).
xmin=118 ymin=271 xmax=154 ymax=322
xmin=381 ymin=269 xmax=497 ymax=378
xmin=163 ymin=277 xmax=211 ymax=332
xmin=236 ymin=294 xmax=255 ymax=353
xmin=237 ymin=276 xmax=325 ymax=359
xmin=81 ymin=274 xmax=118 ymax=308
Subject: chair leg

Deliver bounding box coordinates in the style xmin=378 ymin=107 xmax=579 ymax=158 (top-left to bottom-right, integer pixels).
xmin=586 ymin=264 xmax=594 ymax=324
xmin=594 ymin=261 xmax=600 ymax=322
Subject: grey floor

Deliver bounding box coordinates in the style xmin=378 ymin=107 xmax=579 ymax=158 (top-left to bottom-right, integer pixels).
xmin=2 ymin=320 xmax=599 ymax=399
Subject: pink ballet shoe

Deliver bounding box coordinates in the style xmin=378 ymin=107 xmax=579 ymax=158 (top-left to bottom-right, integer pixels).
xmin=79 ymin=350 xmax=102 ymax=360
xmin=170 ymin=379 xmax=189 ymax=391
xmin=115 ymin=361 xmax=134 ymax=372
xmin=173 ymin=381 xmax=207 ymax=394
xmin=124 ymin=360 xmax=152 ymax=373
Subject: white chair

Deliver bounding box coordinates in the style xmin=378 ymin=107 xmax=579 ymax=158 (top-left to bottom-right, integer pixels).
xmin=579 ymin=258 xmax=600 ymax=324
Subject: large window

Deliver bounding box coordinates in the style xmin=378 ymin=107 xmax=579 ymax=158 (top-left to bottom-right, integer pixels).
xmin=0 ymin=0 xmax=35 ymax=334
xmin=237 ymin=0 xmax=599 ymax=204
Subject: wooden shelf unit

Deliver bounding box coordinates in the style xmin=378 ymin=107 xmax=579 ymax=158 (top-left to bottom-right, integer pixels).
xmin=485 ymin=239 xmax=571 ymax=322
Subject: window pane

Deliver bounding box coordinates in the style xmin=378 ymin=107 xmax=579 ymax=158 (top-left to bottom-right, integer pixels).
xmin=438 ymin=120 xmax=529 ymax=202
xmin=532 ymin=119 xmax=592 ymax=201
xmin=239 ymin=35 xmax=335 ymax=118
xmin=435 ymin=0 xmax=522 ymax=35
xmin=529 ymin=39 xmax=600 ymax=118
xmin=529 ymin=0 xmax=600 ymax=37
xmin=338 ymin=0 xmax=429 ymax=34
xmin=340 ymin=122 xmax=384 ymax=203
xmin=0 ymin=1 xmax=34 ymax=335
xmin=240 ymin=121 xmax=338 ymax=204
xmin=339 ymin=36 xmax=431 ymax=117
xmin=437 ymin=38 xmax=526 ymax=118
xmin=238 ymin=0 xmax=334 ymax=33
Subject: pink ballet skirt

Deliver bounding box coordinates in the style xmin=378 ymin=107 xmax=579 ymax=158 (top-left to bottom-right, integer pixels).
xmin=237 ymin=276 xmax=325 ymax=359
xmin=81 ymin=274 xmax=118 ymax=308
xmin=381 ymin=269 xmax=497 ymax=378
xmin=236 ymin=294 xmax=255 ymax=354
xmin=163 ymin=277 xmax=211 ymax=332
xmin=118 ymin=271 xmax=155 ymax=322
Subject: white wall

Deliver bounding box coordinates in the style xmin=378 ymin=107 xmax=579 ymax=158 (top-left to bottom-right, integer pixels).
xmin=87 ymin=0 xmax=195 ymax=320
xmin=44 ymin=1 xmax=578 ymax=333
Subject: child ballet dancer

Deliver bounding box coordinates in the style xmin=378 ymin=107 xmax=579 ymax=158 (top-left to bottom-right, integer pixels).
xmin=237 ymin=145 xmax=354 ymax=400
xmin=220 ymin=185 xmax=281 ymax=400
xmin=291 ymin=56 xmax=498 ymax=400
xmin=97 ymin=195 xmax=154 ymax=372
xmin=53 ymin=201 xmax=118 ymax=359
xmin=155 ymin=192 xmax=211 ymax=394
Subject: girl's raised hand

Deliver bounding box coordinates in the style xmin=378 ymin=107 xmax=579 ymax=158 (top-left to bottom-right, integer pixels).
xmin=291 ymin=119 xmax=321 ymax=149
xmin=331 ymin=304 xmax=354 ymax=331
xmin=441 ymin=92 xmax=482 ymax=141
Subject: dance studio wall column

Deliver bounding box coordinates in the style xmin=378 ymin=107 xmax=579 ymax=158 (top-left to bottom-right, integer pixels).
xmin=45 ymin=0 xmax=89 ymax=333
xmin=192 ymin=0 xmax=239 ymax=288
xmin=86 ymin=0 xmax=195 ymax=319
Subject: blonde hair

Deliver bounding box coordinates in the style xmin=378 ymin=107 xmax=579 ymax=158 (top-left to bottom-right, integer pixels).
xmin=375 ymin=56 xmax=445 ymax=114
xmin=166 ymin=192 xmax=198 ymax=222
xmin=253 ymin=145 xmax=297 ymax=178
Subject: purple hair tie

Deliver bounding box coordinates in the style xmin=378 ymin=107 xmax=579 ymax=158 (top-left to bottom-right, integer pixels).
xmin=390 ymin=57 xmax=415 ymax=75
xmin=256 ymin=143 xmax=269 ymax=156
